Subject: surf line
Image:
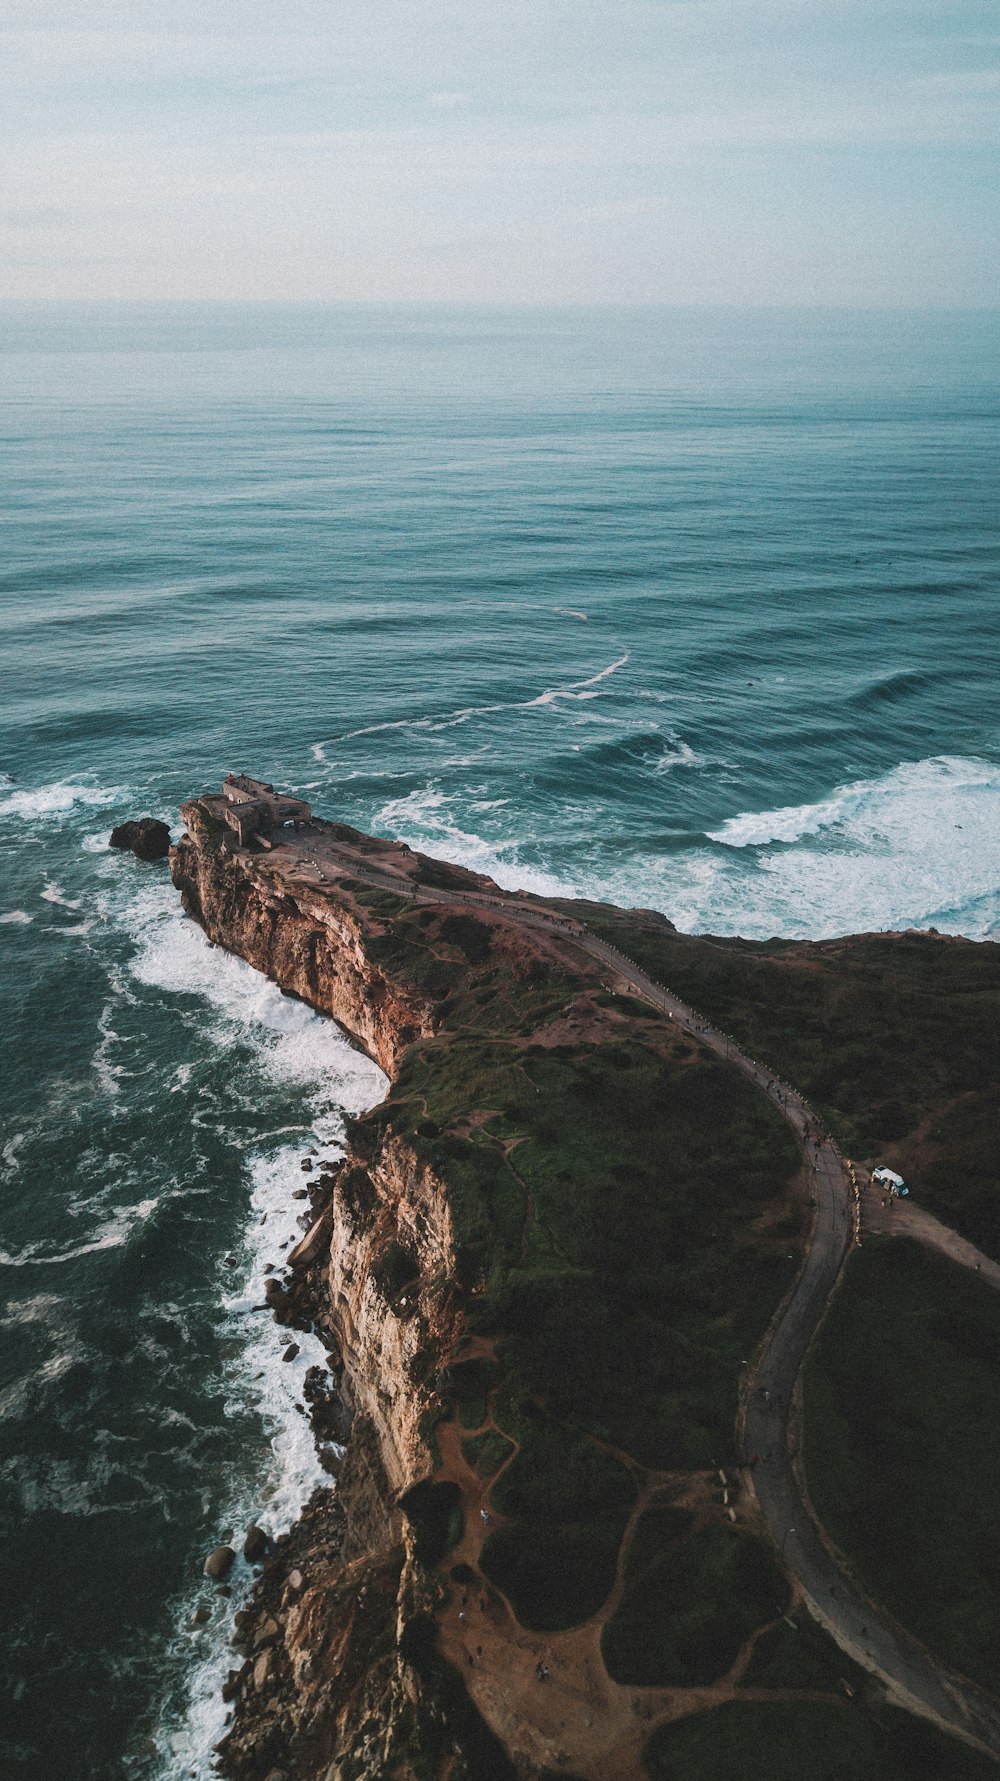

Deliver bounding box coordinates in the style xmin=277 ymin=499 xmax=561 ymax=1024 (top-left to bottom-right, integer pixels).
xmin=316 ymin=651 xmax=632 ymax=748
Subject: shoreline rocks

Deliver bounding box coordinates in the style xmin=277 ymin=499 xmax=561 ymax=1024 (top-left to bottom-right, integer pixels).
xmin=204 ymin=1545 xmax=236 ymax=1581
xmin=243 ymin=1525 xmax=270 ymax=1564
xmin=109 ymin=817 xmax=171 ymax=861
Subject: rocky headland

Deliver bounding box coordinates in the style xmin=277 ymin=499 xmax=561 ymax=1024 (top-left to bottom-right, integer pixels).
xmin=168 ymin=788 xmax=1000 ymax=1781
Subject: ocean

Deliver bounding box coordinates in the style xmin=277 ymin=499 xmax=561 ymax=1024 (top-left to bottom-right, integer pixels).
xmin=1 ymin=302 xmax=998 ymax=1778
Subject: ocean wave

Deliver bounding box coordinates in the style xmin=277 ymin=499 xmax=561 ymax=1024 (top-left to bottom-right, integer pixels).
xmin=332 ymin=651 xmax=630 ymax=746
xmin=575 ymin=728 xmax=701 ymax=776
xmin=0 ymin=781 xmax=122 ymax=822
xmin=375 ymin=786 xmax=572 ymax=898
xmin=655 ymin=754 xmax=1000 ymax=940
xmin=525 ymin=652 xmax=630 ymax=707
xmin=122 ymin=881 xmax=386 ymax=1114
xmin=147 ymin=1138 xmax=360 ymax=1781
xmin=111 ymin=880 xmax=387 ymax=1778
xmin=0 ymin=1199 xmax=160 ymax=1268
xmin=0 ymin=911 xmax=34 ymax=925
xmin=708 ymin=755 xmax=1000 ymax=851
xmin=40 ymin=884 xmax=83 ymax=910
xmin=846 ymin=667 xmax=940 ymax=710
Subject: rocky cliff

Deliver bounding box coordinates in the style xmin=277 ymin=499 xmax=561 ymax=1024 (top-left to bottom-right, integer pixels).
xmin=171 ymin=804 xmax=522 ymax=1780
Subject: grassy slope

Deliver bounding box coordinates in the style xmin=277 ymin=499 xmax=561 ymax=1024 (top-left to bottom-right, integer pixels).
xmin=643 ymin=1698 xmax=997 ymax=1781
xmin=336 ymin=881 xmax=1000 ymax=1769
xmin=601 ymin=1502 xmax=788 ymax=1686
xmin=803 ymin=1237 xmax=1000 ymax=1693
xmin=572 ymin=907 xmax=1000 ymax=1259
xmin=347 ymin=900 xmax=800 ymax=1636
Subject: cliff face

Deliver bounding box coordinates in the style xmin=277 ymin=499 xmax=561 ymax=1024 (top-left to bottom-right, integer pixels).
xmin=174 ymin=802 xmax=437 ymax=1077
xmin=172 ymin=806 xmax=462 ymax=1489
xmin=171 ymin=811 xmax=481 ymax=1778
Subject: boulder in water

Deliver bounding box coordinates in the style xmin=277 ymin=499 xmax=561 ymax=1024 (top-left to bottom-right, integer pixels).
xmin=109 ymin=818 xmax=171 ymax=861
xmin=243 ymin=1524 xmax=269 ymax=1563
xmin=203 ymin=1544 xmax=236 ymax=1580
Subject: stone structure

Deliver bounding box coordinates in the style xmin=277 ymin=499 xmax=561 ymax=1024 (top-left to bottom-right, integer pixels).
xmin=220 ymin=774 xmax=311 ymax=847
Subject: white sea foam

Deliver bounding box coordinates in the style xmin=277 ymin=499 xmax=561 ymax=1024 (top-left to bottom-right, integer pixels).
xmin=0 ymin=1199 xmax=160 ymax=1268
xmin=525 ymin=652 xmax=630 ymax=709
xmin=0 ymin=781 xmax=121 ymax=822
xmin=337 ymin=652 xmax=630 ymax=745
xmin=1 ymin=1133 xmax=26 ymax=1177
xmin=92 ymin=1000 xmax=126 ymax=1099
xmin=0 ymin=1293 xmax=63 ymax=1328
xmin=119 ymin=878 xmax=385 ymax=1779
xmin=40 ymin=884 xmax=83 ymax=910
xmin=376 ymin=786 xmax=572 ymax=898
xmin=145 ymin=1150 xmax=377 ymax=1779
xmin=0 ymin=910 xmax=33 ymax=925
xmin=123 ymin=881 xmax=385 ymax=1112
xmin=641 ymin=754 xmax=1000 ymax=941
xmin=649 ymin=736 xmax=700 ymax=774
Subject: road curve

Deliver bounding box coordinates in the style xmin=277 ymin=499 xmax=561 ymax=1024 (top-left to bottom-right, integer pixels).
xmin=576 ymin=927 xmax=1000 ymax=1763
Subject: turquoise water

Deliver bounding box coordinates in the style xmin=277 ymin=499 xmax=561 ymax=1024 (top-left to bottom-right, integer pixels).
xmin=1 ymin=304 xmax=998 ymax=1777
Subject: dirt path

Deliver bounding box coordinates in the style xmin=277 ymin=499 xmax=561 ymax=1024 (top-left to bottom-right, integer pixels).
xmin=863 ymin=1188 xmax=1000 ymax=1288
xmin=268 ymin=826 xmax=1000 ymax=1761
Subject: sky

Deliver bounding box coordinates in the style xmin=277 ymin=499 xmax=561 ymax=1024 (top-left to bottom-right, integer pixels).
xmin=1 ymin=0 xmax=998 ymax=304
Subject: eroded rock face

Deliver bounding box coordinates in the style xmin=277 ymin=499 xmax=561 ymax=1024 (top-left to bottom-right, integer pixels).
xmin=169 ymin=813 xmax=480 ymax=1778
xmin=171 ymin=803 xmax=432 ymax=1075
xmin=110 ymin=817 xmax=171 ymax=860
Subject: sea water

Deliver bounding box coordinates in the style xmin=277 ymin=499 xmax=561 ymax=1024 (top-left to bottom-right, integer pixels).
xmin=0 ymin=303 xmax=997 ymax=1778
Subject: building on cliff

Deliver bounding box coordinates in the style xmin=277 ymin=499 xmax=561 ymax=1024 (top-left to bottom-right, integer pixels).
xmin=220 ymin=774 xmax=312 ymax=846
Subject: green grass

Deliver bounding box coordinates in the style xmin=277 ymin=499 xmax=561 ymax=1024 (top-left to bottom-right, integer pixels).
xmin=642 ymin=1699 xmax=997 ymax=1781
xmin=480 ymin=1515 xmax=627 ymax=1632
xmin=439 ymin=912 xmax=493 ymax=964
xmin=336 ymin=889 xmax=802 ymax=1638
xmin=601 ymin=1503 xmax=787 ymax=1686
xmin=803 ymin=1238 xmax=1000 ymax=1692
xmin=340 ymin=880 xmax=413 ymax=918
xmin=475 ymin=1040 xmax=799 ymax=1468
xmin=480 ymin=1418 xmax=636 ymax=1629
xmin=447 ymin=1357 xmax=500 ymax=1420
xmin=461 ymin=1430 xmax=515 ymax=1479
xmin=741 ymin=1609 xmax=866 ymax=1693
xmin=576 ymin=906 xmax=1000 ymax=1258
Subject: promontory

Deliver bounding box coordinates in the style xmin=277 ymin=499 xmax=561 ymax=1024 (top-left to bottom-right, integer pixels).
xmin=168 ymin=777 xmax=1000 ymax=1781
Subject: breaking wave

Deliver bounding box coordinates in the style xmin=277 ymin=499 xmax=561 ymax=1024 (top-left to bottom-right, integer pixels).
xmin=692 ymin=755 xmax=1000 ymax=939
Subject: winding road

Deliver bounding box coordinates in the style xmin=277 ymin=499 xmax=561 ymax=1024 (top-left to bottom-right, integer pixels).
xmin=578 ymin=929 xmax=1000 ymax=1763
xmin=263 ymin=821 xmax=1000 ymax=1762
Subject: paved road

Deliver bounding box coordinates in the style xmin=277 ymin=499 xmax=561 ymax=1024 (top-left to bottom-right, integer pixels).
xmin=578 ymin=932 xmax=1000 ymax=1762
xmin=260 ymin=825 xmax=1000 ymax=1760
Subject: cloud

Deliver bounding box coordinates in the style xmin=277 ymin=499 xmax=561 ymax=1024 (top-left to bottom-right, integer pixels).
xmin=0 ymin=0 xmax=998 ymax=300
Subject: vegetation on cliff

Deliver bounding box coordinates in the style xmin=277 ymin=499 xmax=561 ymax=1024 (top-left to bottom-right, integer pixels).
xmin=804 ymin=1237 xmax=1000 ymax=1693
xmin=171 ymin=810 xmax=1000 ymax=1781
xmin=643 ymin=1697 xmax=999 ymax=1781
xmin=573 ymin=907 xmax=1000 ymax=1259
xmin=343 ymin=896 xmax=802 ymax=1636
